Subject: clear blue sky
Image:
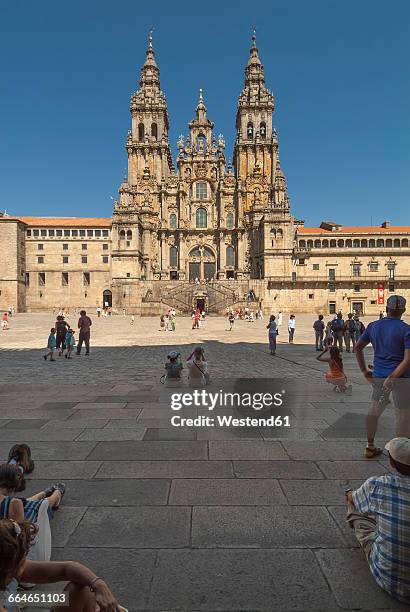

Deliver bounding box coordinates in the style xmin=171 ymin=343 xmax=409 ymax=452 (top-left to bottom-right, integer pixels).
xmin=0 ymin=0 xmax=409 ymax=226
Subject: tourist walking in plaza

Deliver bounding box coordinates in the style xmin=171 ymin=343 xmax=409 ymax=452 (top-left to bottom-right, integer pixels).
xmin=228 ymin=311 xmax=235 ymax=331
xmin=1 ymin=312 xmax=9 ymax=331
xmin=267 ymin=315 xmax=277 ymax=355
xmin=355 ymin=295 xmax=410 ymax=458
xmin=313 ymin=314 xmax=325 ymax=351
xmin=344 ymin=313 xmax=357 ymax=353
xmin=76 ymin=310 xmax=92 ymax=356
xmin=277 ymin=311 xmax=283 ymax=327
xmin=330 ymin=312 xmax=345 ymax=350
xmin=43 ymin=328 xmax=56 ymax=361
xmin=97 ymin=306 xmax=101 ymax=317
xmin=64 ymin=328 xmax=75 ymax=359
xmin=346 ymin=438 xmax=410 ymax=605
xmin=55 ymin=315 xmax=69 ymax=357
xmin=288 ymin=314 xmax=296 ymax=343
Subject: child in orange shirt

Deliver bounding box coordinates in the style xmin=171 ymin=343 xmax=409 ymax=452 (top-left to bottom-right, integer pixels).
xmin=317 ymin=346 xmax=352 ymax=394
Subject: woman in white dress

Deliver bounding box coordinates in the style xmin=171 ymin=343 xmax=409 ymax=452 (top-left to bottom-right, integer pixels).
xmin=186 ymin=347 xmax=209 ymax=388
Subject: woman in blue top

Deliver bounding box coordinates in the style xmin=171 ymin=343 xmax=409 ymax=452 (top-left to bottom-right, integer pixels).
xmin=267 ymin=315 xmax=277 ymax=355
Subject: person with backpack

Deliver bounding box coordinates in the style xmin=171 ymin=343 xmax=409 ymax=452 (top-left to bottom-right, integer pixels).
xmin=313 ymin=315 xmax=325 ymax=351
xmin=331 ymin=312 xmax=345 ymax=350
xmin=354 ymin=315 xmax=365 ymax=343
xmin=344 ymin=313 xmax=357 ymax=353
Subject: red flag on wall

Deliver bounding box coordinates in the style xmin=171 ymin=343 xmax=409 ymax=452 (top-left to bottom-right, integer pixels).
xmin=377 ymin=283 xmax=385 ymax=305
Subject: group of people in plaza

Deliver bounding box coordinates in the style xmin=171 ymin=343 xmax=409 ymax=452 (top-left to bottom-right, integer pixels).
xmin=0 ymin=445 xmax=122 ymax=611
xmin=159 ymin=309 xmax=177 ymax=331
xmin=43 ymin=310 xmax=92 ymax=361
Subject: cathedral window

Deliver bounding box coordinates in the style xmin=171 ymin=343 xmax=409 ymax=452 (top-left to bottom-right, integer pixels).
xmin=361 ymin=239 xmax=368 ymax=247
xmin=226 ymin=213 xmax=234 ymax=229
xmin=170 ymin=246 xmax=178 ymax=267
xmin=386 ymin=239 xmax=392 ymax=248
xmin=353 ymin=239 xmax=360 ymax=248
xmin=247 ymin=122 xmax=254 ymax=138
xmin=196 ymin=207 xmax=207 ymax=229
xmin=377 ymin=239 xmax=384 ymax=247
xmin=299 ymin=240 xmax=306 ymax=248
xmin=151 ymin=123 xmax=158 ymax=140
xmin=61 ymin=272 xmax=69 ymax=286
xmin=394 ymin=239 xmax=400 ymax=247
xmin=260 ymin=122 xmax=266 ymax=138
xmin=314 ymin=240 xmax=321 ymax=248
xmin=226 ymin=246 xmax=235 ymax=267
xmin=169 ymin=213 xmax=177 ymax=229
xmin=402 ymin=239 xmax=409 ymax=247
xmin=195 ymin=181 xmax=207 ymax=200
xmin=369 ymin=239 xmax=375 ymax=247
xmin=138 ymin=123 xmax=145 ymax=141
xmin=127 ymin=230 xmax=132 ymax=238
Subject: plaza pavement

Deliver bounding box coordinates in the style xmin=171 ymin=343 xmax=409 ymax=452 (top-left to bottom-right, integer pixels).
xmin=0 ymin=313 xmax=408 ymax=611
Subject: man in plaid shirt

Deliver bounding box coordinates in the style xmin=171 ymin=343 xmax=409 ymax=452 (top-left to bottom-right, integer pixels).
xmin=346 ymin=438 xmax=410 ymax=604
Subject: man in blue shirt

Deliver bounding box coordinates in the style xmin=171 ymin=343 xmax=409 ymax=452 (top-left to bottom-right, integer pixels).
xmin=355 ymin=295 xmax=410 ymax=458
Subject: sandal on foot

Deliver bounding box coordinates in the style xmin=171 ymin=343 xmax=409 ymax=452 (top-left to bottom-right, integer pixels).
xmin=364 ymin=446 xmax=383 ymax=459
xmin=53 ymin=482 xmax=66 ymax=508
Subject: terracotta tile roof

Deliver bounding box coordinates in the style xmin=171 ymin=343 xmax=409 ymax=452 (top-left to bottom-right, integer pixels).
xmin=5 ymin=217 xmax=112 ymax=227
xmin=297 ymin=226 xmax=410 ymax=235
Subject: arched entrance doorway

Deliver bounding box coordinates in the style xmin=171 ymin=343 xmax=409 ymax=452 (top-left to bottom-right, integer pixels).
xmin=188 ymin=246 xmax=216 ymax=281
xmin=103 ymin=289 xmax=112 ymax=308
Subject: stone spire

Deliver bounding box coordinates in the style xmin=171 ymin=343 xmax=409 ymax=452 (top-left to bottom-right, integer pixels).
xmin=273 ymin=128 xmax=290 ymax=207
xmin=196 ymin=87 xmax=207 ymax=122
xmin=245 ymin=29 xmax=265 ymax=86
xmin=139 ymin=30 xmax=160 ymax=90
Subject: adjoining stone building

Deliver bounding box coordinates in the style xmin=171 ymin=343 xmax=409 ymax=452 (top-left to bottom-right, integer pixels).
xmin=1 ymin=34 xmax=409 ymax=315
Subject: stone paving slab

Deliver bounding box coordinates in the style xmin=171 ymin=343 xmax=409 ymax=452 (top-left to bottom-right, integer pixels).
xmin=76 ymin=427 xmax=146 ymax=441
xmin=68 ymin=507 xmax=191 ymax=548
xmin=95 ymin=460 xmax=235 ymax=479
xmin=282 ymin=440 xmax=367 ymax=460
xmin=50 ymin=507 xmax=87 ymax=547
xmin=87 ymin=440 xmax=208 ymax=460
xmin=69 ymin=408 xmax=143 ymax=419
xmin=2 ymin=418 xmax=50 ymax=429
xmin=196 ymin=426 xmax=263 ymax=440
xmin=143 ymin=427 xmax=197 ymax=440
xmin=53 ymin=548 xmax=156 ymax=610
xmin=209 ymin=440 xmax=289 ymax=460
xmin=0 ymin=442 xmax=97 ymax=461
xmin=280 ymin=479 xmax=364 ymax=505
xmin=315 ymin=549 xmax=409 ymax=610
xmin=41 ymin=402 xmax=81 ymax=410
xmin=42 ymin=418 xmax=110 ymax=429
xmin=169 ymin=479 xmax=287 ymax=506
xmin=0 ymin=428 xmax=85 ymax=441
xmin=260 ymin=427 xmax=322 ymax=440
xmin=327 ymin=506 xmax=359 ymax=547
xmin=233 ymin=460 xmax=324 ymax=479
xmin=24 ymin=479 xmax=170 ymax=506
xmin=74 ymin=402 xmax=128 ymax=410
xmin=149 ymin=549 xmax=340 ymax=611
xmin=26 ymin=460 xmax=102 ymax=480
xmin=192 ymin=506 xmax=346 ymax=548
xmin=317 ymin=460 xmax=388 ymax=479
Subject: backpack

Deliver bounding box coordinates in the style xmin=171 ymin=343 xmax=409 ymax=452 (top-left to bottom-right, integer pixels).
xmin=331 ymin=319 xmax=343 ymax=333
xmin=347 ymin=319 xmax=356 ymax=333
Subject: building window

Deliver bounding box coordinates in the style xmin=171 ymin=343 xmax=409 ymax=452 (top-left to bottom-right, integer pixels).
xmin=62 ymin=256 xmax=69 ymax=264
xmin=102 ymin=256 xmax=109 ymax=264
xmin=72 ymin=229 xmax=78 ymax=237
xmin=82 ymin=244 xmax=87 ymax=250
xmin=387 ymin=263 xmax=395 ymax=279
xmin=377 ymin=239 xmax=384 ymax=248
xmin=38 ymin=243 xmax=44 ymax=250
xmin=126 ymin=272 xmax=131 ymax=278
xmin=33 ymin=230 xmax=39 ymax=237
xmin=196 ymin=207 xmax=207 ymax=228
xmin=41 ymin=229 xmax=47 ymax=237
xmin=291 ymin=272 xmax=297 ymax=281
xmin=328 ymin=283 xmax=336 ymax=292
xmin=37 ymin=256 xmax=44 ymax=264
xmin=26 ymin=230 xmax=31 ymax=237
xmin=56 ymin=230 xmax=62 ymax=237
xmin=38 ymin=272 xmax=45 ymax=286
xmin=298 ymin=258 xmax=305 ymax=265
xmin=328 ymin=268 xmax=336 ymax=281
xmin=64 ymin=229 xmax=70 ymax=237
xmin=95 ymin=230 xmax=101 ymax=237
xmin=313 ymin=264 xmax=320 ymax=270
xmin=308 ymin=293 xmax=314 ymax=300
xmin=25 ymin=273 xmax=30 ymax=286
xmin=79 ymin=230 xmax=86 ymax=237
xmin=48 ymin=229 xmax=54 ymax=237
xmin=195 ymin=182 xmax=207 ymax=200
xmin=353 ymin=239 xmax=360 ymax=248
xmin=226 ymin=246 xmax=235 ymax=267
xmin=138 ymin=123 xmax=145 ymax=141
xmin=314 ymin=240 xmax=321 ymax=249
xmin=389 ymin=283 xmax=395 ymax=292
xmin=62 ymin=272 xmax=69 ymax=286
xmin=103 ymin=230 xmax=109 ymax=237
xmin=169 ymin=213 xmax=177 ymax=229
xmin=151 ymin=123 xmax=158 ymax=140
xmin=226 ymin=212 xmax=234 ymax=229
xmin=260 ymin=121 xmax=266 ymax=138
xmin=352 ymin=264 xmax=361 ymax=277
xmin=63 ymin=243 xmax=68 ymax=250
xmin=329 ymin=301 xmax=336 ymax=314
xmin=354 ymin=284 xmax=360 ymax=292
xmin=368 ymin=262 xmax=378 ymax=272
xmin=102 ymin=243 xmax=109 ymax=250
xmin=170 ymin=246 xmax=178 ymax=267
xmin=81 ymin=256 xmax=88 ymax=264
xmin=87 ymin=230 xmax=93 ymax=237
xmin=126 ymin=241 xmax=131 ymax=247
xmin=83 ymin=272 xmax=90 ymax=286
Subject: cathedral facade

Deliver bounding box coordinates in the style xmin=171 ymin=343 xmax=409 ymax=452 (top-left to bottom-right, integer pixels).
xmin=1 ymin=34 xmax=409 ymax=315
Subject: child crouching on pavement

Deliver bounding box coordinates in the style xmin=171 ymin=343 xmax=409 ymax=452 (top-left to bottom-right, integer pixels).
xmin=317 ymin=346 xmax=352 ymax=394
